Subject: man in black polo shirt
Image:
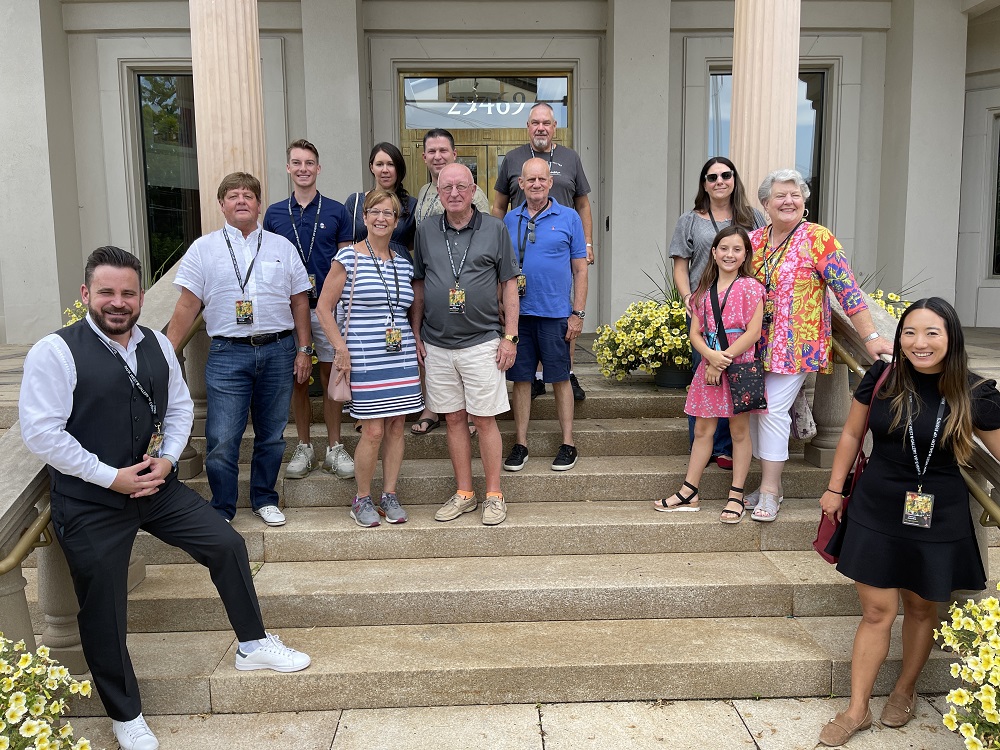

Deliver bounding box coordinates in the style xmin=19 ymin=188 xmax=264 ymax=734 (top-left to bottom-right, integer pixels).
xmin=20 ymin=247 xmax=309 ymax=750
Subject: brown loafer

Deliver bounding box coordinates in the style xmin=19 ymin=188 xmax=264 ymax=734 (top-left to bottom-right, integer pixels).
xmin=818 ymin=708 xmax=872 ymax=747
xmin=880 ymin=691 xmax=916 ymax=727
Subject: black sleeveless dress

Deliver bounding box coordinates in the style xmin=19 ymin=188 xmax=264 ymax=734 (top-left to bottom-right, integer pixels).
xmin=831 ymin=360 xmax=1000 ymax=601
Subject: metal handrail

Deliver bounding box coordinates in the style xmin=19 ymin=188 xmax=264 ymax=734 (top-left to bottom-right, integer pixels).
xmin=830 ymin=337 xmax=1000 ymax=528
xmin=0 ymin=313 xmax=205 ymax=574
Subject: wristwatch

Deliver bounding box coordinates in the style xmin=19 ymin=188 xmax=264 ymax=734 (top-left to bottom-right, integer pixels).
xmin=572 ymin=310 xmax=586 ymax=319
xmin=862 ymin=332 xmax=880 ymax=343
xmin=297 ymin=345 xmax=314 ymax=355
xmin=503 ymin=333 xmax=520 ymax=344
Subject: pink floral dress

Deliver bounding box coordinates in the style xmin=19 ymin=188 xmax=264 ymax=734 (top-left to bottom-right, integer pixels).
xmin=684 ymin=275 xmax=766 ymax=418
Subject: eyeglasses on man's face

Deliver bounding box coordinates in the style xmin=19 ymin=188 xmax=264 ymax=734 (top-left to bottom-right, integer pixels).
xmin=366 ymin=208 xmax=397 ymax=218
xmin=437 ymin=183 xmax=472 ymax=194
xmin=705 ymin=171 xmax=734 ymax=183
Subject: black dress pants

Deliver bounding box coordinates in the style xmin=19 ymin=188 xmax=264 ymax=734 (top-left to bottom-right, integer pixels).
xmin=50 ymin=475 xmax=266 ymax=721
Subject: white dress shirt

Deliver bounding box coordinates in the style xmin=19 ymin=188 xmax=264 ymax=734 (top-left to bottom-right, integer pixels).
xmin=174 ymin=223 xmax=311 ymax=338
xmin=19 ymin=315 xmax=194 ymax=489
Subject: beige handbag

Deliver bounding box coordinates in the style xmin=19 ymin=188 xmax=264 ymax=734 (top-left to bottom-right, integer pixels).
xmin=327 ymin=251 xmax=358 ymax=403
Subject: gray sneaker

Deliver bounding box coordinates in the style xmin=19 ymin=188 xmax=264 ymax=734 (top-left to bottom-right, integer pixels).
xmin=323 ymin=442 xmax=355 ymax=479
xmin=434 ymin=492 xmax=478 ymax=522
xmin=378 ymin=492 xmax=408 ymax=524
xmin=285 ymin=443 xmax=315 ymax=479
xmin=482 ymin=495 xmax=507 ymax=526
xmin=350 ymin=495 xmax=381 ymax=528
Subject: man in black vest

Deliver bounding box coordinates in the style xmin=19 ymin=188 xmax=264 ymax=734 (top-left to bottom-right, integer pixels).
xmin=19 ymin=247 xmax=310 ymax=750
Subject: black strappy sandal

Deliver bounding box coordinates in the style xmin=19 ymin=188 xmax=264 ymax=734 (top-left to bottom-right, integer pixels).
xmin=720 ymin=485 xmax=746 ymax=524
xmin=653 ymin=481 xmax=700 ymax=512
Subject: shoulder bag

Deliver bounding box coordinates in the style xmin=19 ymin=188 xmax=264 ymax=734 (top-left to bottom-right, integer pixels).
xmin=813 ymin=363 xmax=893 ymax=563
xmin=327 ymin=251 xmax=359 ymax=403
xmin=710 ymin=281 xmax=767 ymax=414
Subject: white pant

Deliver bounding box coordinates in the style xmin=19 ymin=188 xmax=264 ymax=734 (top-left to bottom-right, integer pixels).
xmin=749 ymin=371 xmax=809 ymax=462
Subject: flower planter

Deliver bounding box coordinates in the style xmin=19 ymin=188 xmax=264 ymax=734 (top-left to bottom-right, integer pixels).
xmin=653 ymin=366 xmax=693 ymax=389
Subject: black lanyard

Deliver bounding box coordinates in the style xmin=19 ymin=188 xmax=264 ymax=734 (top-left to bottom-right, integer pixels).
xmin=516 ymin=199 xmax=551 ymax=268
xmin=529 ymin=144 xmax=555 ymax=168
xmin=760 ymin=221 xmax=803 ymax=293
xmin=907 ymin=396 xmax=947 ymax=492
xmin=441 ymin=214 xmax=477 ymax=287
xmin=707 ymin=205 xmax=730 ymax=233
xmin=101 ymin=341 xmax=158 ymax=421
xmin=288 ymin=194 xmax=321 ymax=266
xmin=365 ymin=239 xmax=400 ymax=322
xmin=222 ymin=228 xmax=263 ymax=295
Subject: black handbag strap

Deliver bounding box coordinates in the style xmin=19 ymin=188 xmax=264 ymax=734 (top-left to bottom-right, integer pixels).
xmin=708 ymin=281 xmax=736 ymax=351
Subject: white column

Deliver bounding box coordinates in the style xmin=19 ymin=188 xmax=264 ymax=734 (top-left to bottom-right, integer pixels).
xmin=0 ymin=0 xmax=83 ymax=343
xmin=189 ymin=0 xmax=268 ymax=233
xmin=36 ymin=542 xmax=85 ymax=674
xmin=300 ymin=0 xmax=367 ymax=197
xmin=730 ymin=0 xmax=801 ymax=203
xmin=604 ymin=0 xmax=671 ymax=319
xmin=877 ymin=0 xmax=967 ymax=301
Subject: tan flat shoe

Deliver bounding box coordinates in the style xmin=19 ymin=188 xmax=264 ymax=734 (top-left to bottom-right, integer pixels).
xmin=880 ymin=691 xmax=916 ymax=728
xmin=818 ymin=708 xmax=872 ymax=747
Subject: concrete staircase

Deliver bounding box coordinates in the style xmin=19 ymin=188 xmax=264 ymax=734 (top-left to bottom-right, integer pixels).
xmin=23 ymin=364 xmax=975 ymax=717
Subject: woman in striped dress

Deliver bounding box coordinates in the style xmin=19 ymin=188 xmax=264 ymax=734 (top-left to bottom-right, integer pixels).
xmin=316 ymin=189 xmax=424 ymax=528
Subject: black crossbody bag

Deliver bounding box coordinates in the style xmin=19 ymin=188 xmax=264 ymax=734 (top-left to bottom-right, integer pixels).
xmin=709 ymin=281 xmax=767 ymax=414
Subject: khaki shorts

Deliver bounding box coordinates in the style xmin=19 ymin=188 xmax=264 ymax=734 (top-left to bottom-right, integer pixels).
xmin=310 ymin=309 xmax=335 ymax=362
xmin=424 ymin=339 xmax=510 ymax=417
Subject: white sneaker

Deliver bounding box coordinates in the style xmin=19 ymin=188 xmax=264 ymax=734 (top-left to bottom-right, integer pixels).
xmin=323 ymin=442 xmax=355 ymax=479
xmin=113 ymin=713 xmax=159 ymax=750
xmin=285 ymin=442 xmax=315 ymax=479
xmin=235 ymin=632 xmax=311 ymax=672
xmin=253 ymin=505 xmax=286 ymax=527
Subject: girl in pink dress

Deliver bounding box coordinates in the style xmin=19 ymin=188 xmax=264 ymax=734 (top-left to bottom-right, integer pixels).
xmin=654 ymin=226 xmax=765 ymax=523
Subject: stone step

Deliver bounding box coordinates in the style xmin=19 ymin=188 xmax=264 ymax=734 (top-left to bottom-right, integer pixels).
xmin=126 ymin=501 xmax=822 ymax=566
xmin=205 ymin=418 xmax=805 ymax=463
xmin=63 ymin=616 xmax=957 ymax=717
xmin=27 ymin=548 xmax=866 ymax=633
xmin=183 ymin=455 xmax=830 ymax=508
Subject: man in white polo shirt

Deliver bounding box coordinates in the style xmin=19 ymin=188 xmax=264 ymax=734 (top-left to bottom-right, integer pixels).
xmin=167 ymin=172 xmax=312 ymax=527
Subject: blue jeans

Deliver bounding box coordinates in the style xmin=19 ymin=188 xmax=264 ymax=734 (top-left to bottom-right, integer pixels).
xmin=205 ymin=335 xmax=296 ymax=519
xmin=686 ymin=315 xmax=733 ymax=458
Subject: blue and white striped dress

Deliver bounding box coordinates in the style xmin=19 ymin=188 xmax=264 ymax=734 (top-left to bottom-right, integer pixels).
xmin=337 ymin=245 xmax=424 ymax=419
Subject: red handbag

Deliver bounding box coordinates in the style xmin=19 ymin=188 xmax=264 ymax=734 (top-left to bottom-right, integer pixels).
xmin=813 ymin=363 xmax=893 ymax=563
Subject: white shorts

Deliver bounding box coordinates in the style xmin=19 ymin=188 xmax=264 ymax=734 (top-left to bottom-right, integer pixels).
xmin=424 ymin=339 xmax=510 ymax=417
xmin=309 ymin=309 xmax=336 ymax=362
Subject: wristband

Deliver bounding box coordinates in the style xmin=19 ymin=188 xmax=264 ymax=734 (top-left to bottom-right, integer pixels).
xmin=826 ymin=487 xmax=845 ymax=496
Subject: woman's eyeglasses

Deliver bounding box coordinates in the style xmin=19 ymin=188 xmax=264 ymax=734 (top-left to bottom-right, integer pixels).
xmin=705 ymin=171 xmax=734 ymax=183
xmin=366 ymin=209 xmax=397 ymax=218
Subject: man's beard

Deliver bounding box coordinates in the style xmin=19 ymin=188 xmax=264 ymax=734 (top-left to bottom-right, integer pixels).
xmin=531 ymin=136 xmax=551 ymax=151
xmin=89 ymin=303 xmax=139 ymax=337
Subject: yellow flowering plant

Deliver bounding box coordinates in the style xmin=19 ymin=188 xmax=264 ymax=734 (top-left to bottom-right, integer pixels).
xmin=0 ymin=633 xmax=94 ymax=750
xmin=867 ymin=289 xmax=911 ymax=320
xmin=592 ymin=297 xmax=692 ymax=380
xmin=936 ymin=587 xmax=1000 ymax=749
xmin=62 ymin=301 xmax=86 ymax=327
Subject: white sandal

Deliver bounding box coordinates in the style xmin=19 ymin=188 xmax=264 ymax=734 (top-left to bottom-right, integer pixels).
xmin=751 ymin=491 xmax=781 ymax=522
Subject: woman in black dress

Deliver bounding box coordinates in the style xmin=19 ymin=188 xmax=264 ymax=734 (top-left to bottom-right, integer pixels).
xmin=816 ymin=297 xmax=1000 ymax=747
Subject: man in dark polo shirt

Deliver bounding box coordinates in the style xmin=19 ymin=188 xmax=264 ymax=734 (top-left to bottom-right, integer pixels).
xmin=263 ymin=138 xmax=355 ymax=481
xmin=20 ymin=246 xmax=309 ymax=750
xmin=412 ymin=163 xmax=520 ymax=526
xmin=491 ymin=101 xmax=594 ymax=401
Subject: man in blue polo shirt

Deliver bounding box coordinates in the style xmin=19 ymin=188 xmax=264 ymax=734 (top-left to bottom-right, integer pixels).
xmin=501 ymin=158 xmax=588 ymax=472
xmin=263 ymin=139 xmax=355 ymax=480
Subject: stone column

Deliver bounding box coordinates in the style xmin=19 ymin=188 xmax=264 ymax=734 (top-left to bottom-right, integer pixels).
xmin=189 ymin=0 xmax=268 ymax=232
xmin=604 ymin=0 xmax=671 ymax=319
xmin=175 ymin=328 xmax=208 ymax=479
xmin=36 ymin=541 xmax=85 ymax=673
xmin=730 ymin=0 xmax=800 ymax=202
xmin=804 ymin=365 xmax=850 ymax=468
xmin=0 ymin=504 xmax=39 ymax=649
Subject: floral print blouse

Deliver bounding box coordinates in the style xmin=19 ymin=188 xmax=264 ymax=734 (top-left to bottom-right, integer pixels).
xmin=750 ymin=222 xmax=867 ymax=375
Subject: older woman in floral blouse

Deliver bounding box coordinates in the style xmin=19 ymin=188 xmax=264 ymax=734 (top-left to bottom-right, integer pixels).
xmin=745 ymin=169 xmax=893 ymax=522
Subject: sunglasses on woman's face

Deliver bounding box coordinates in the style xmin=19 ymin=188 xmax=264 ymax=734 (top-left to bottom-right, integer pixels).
xmin=705 ymin=171 xmax=734 ymax=183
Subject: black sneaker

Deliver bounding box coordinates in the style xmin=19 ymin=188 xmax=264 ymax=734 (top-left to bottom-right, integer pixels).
xmin=569 ymin=373 xmax=586 ymax=401
xmin=531 ymin=378 xmax=546 ymax=400
xmin=552 ymin=443 xmax=578 ymax=471
xmin=504 ymin=443 xmax=529 ymax=471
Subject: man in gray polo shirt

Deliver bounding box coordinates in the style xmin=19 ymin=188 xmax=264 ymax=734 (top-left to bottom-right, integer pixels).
xmin=412 ymin=163 xmax=520 ymax=526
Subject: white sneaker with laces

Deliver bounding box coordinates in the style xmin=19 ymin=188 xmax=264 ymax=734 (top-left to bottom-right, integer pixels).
xmin=323 ymin=442 xmax=355 ymax=479
xmin=253 ymin=505 xmax=286 ymax=527
xmin=235 ymin=632 xmax=311 ymax=672
xmin=285 ymin=442 xmax=315 ymax=479
xmin=113 ymin=713 xmax=159 ymax=750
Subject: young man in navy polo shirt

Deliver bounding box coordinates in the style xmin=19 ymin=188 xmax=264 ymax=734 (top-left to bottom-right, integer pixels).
xmin=263 ymin=139 xmax=355 ymax=480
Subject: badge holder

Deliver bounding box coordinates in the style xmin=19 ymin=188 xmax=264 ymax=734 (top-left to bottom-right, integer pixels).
xmin=517 ymin=273 xmax=527 ymax=298
xmin=147 ymin=423 xmax=164 ymax=458
xmin=449 ymin=287 xmax=466 ymax=314
xmin=235 ymin=300 xmax=254 ymax=325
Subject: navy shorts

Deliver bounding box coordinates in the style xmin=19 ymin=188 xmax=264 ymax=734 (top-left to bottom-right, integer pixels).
xmin=507 ymin=315 xmax=571 ymax=383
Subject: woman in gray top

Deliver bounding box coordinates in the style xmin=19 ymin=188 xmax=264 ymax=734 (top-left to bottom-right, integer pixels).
xmin=669 ymin=156 xmax=763 ymax=469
